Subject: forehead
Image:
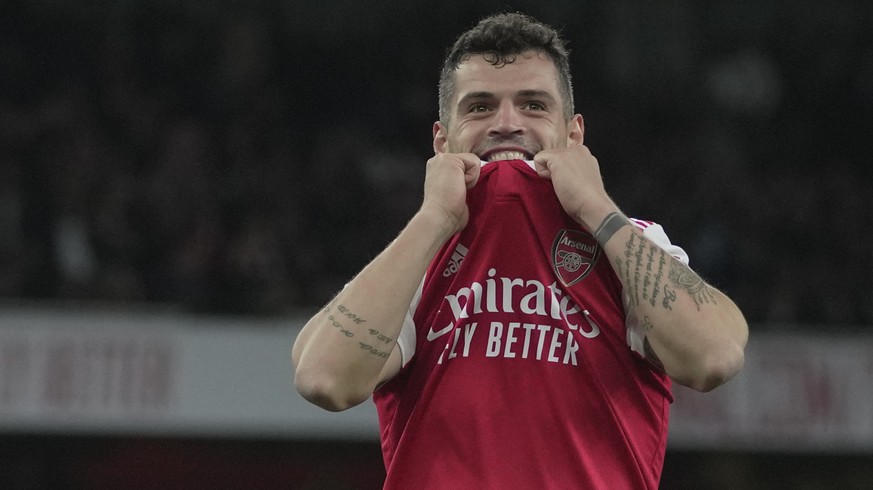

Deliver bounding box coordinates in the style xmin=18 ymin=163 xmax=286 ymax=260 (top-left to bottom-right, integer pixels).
xmin=452 ymin=51 xmax=561 ymax=102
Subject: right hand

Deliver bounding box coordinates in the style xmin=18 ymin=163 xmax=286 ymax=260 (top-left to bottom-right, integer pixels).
xmin=420 ymin=152 xmax=481 ymax=237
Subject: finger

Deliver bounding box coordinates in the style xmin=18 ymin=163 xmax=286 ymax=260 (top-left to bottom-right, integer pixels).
xmin=532 ymin=152 xmax=551 ymax=178
xmin=461 ymin=155 xmax=481 ymax=189
xmin=459 ymin=153 xmax=481 ymax=168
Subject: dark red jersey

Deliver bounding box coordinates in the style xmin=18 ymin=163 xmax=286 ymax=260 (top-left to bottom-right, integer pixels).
xmin=374 ymin=160 xmax=687 ymax=489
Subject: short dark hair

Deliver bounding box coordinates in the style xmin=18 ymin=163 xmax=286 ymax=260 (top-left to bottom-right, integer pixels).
xmin=438 ymin=12 xmax=574 ymax=124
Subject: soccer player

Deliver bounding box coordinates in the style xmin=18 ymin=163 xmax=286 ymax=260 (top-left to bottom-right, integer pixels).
xmin=292 ymin=12 xmax=748 ymax=489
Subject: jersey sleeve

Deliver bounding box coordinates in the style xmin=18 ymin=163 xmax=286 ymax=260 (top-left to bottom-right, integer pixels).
xmin=625 ymin=220 xmax=689 ymax=359
xmin=395 ymin=278 xmax=422 ymax=367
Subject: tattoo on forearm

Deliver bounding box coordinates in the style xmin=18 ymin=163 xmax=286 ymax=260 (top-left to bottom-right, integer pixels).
xmin=594 ymin=212 xmax=631 ymax=245
xmin=621 ymin=233 xmax=669 ymax=309
xmin=668 ymin=262 xmax=717 ymax=310
xmin=643 ymin=338 xmax=665 ymax=371
xmin=368 ymin=329 xmax=393 ymax=344
xmin=641 ymin=315 xmax=654 ymax=332
xmin=618 ymin=233 xmax=715 ymax=312
xmin=651 ymin=249 xmax=666 ymax=307
xmin=622 ymin=234 xmax=641 ymax=306
xmin=359 ymin=342 xmax=390 ymax=359
xmin=336 ymin=304 xmax=367 ymax=324
xmin=661 ymin=285 xmax=677 ymax=310
xmin=326 ymin=313 xmax=354 ymax=337
xmin=639 ymin=315 xmax=665 ymax=371
xmin=323 ymin=302 xmax=367 ymax=338
xmin=633 ymin=237 xmax=646 ymax=306
xmin=322 ymin=303 xmax=395 ymax=356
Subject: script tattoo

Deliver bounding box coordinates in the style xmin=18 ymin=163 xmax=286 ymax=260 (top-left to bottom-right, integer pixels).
xmin=368 ymin=329 xmax=393 ymax=345
xmin=362 ymin=329 xmax=393 ymax=358
xmin=620 ymin=234 xmax=669 ymax=309
xmin=621 ymin=234 xmax=642 ymax=306
xmin=661 ymin=285 xmax=677 ymax=310
xmin=618 ymin=233 xmax=715 ymax=312
xmin=638 ymin=316 xmax=664 ymax=371
xmin=359 ymin=343 xmax=390 ymax=359
xmin=668 ymin=262 xmax=717 ymax=310
xmin=336 ymin=304 xmax=367 ymax=324
xmin=322 ymin=301 xmax=367 ymax=338
xmin=326 ymin=312 xmax=354 ymax=337
xmin=649 ymin=247 xmax=667 ymax=308
xmin=323 ymin=302 xmax=390 ymax=358
xmin=641 ymin=315 xmax=654 ymax=332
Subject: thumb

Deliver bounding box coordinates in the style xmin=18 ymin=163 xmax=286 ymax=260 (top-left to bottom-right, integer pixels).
xmin=460 ymin=153 xmax=481 ymax=189
xmin=533 ymin=153 xmax=551 ymax=179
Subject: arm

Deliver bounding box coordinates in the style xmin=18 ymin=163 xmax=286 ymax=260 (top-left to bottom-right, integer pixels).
xmin=593 ymin=214 xmax=747 ymax=391
xmin=535 ymin=145 xmax=748 ymax=392
xmin=292 ymin=153 xmax=481 ymax=411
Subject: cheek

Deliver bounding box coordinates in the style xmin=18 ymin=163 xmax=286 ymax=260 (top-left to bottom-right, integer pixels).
xmin=447 ymin=128 xmax=478 ymax=153
xmin=538 ymin=126 xmax=566 ymax=149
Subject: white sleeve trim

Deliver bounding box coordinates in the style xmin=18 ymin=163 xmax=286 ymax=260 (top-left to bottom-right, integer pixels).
xmin=625 ymin=220 xmax=689 ymax=358
xmin=636 ymin=220 xmax=689 ymax=265
xmin=396 ymin=278 xmax=423 ymax=367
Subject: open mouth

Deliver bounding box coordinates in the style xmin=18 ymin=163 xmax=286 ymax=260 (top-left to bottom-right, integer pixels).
xmin=481 ymin=149 xmax=533 ymax=162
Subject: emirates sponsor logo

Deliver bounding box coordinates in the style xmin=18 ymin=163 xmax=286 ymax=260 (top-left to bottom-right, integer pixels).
xmin=428 ymin=267 xmax=601 ymax=343
xmin=551 ymin=229 xmax=600 ymax=287
xmin=430 ymin=267 xmax=603 ymax=365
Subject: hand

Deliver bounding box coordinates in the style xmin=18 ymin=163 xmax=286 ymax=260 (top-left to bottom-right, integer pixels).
xmin=533 ymin=145 xmax=618 ymax=231
xmin=420 ymin=152 xmax=481 ymax=237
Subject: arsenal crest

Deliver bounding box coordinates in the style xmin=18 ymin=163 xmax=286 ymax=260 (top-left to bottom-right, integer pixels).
xmin=551 ymin=229 xmax=600 ymax=287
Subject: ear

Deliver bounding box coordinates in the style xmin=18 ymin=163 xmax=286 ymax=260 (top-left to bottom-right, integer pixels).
xmin=433 ymin=121 xmax=447 ymax=154
xmin=567 ymin=114 xmax=584 ymax=146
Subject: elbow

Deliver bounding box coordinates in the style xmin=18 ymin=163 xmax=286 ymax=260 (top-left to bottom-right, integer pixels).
xmin=686 ymin=342 xmax=745 ymax=393
xmin=682 ymin=310 xmax=749 ymax=392
xmin=294 ymin=366 xmax=372 ymax=412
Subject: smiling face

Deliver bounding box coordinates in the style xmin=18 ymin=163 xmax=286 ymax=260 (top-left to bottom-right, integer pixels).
xmin=434 ymin=50 xmax=583 ymax=162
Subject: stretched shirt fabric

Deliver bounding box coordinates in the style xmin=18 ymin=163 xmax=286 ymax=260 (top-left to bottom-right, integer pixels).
xmin=373 ymin=159 xmax=688 ymax=489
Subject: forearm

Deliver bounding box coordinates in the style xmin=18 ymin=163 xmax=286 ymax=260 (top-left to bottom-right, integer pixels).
xmin=591 ymin=212 xmax=748 ymax=391
xmin=293 ymin=209 xmax=453 ymax=409
xmin=539 ymin=146 xmax=747 ymax=391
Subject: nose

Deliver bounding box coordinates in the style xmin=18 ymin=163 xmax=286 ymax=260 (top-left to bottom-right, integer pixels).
xmin=488 ymin=101 xmax=525 ymax=137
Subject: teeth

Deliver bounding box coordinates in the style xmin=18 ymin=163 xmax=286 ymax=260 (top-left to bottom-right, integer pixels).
xmin=487 ymin=151 xmax=527 ymax=162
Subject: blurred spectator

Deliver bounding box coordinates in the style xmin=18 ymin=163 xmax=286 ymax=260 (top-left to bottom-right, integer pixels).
xmin=0 ymin=160 xmax=25 ymax=296
xmin=0 ymin=1 xmax=870 ymax=327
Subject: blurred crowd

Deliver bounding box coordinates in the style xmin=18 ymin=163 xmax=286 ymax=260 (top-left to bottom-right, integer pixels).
xmin=1 ymin=1 xmax=871 ymax=326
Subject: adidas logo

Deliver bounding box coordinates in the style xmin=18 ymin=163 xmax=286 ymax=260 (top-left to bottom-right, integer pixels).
xmin=442 ymin=242 xmax=469 ymax=277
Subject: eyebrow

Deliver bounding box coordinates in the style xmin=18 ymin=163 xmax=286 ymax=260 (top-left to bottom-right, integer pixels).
xmin=455 ymin=89 xmax=558 ymax=110
xmin=516 ymin=90 xmax=558 ymax=102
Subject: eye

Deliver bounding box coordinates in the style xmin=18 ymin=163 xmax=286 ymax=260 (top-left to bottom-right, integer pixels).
xmin=468 ymin=103 xmax=490 ymax=113
xmin=523 ymin=101 xmax=546 ymax=111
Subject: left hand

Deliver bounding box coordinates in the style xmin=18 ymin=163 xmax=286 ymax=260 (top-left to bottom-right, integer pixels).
xmin=533 ymin=145 xmax=618 ymax=231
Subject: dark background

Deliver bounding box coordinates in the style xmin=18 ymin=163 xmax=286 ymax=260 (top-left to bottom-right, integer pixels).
xmin=1 ymin=0 xmax=872 ymax=488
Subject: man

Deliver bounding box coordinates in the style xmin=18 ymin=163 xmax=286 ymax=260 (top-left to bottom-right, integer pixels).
xmin=293 ymin=12 xmax=747 ymax=489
